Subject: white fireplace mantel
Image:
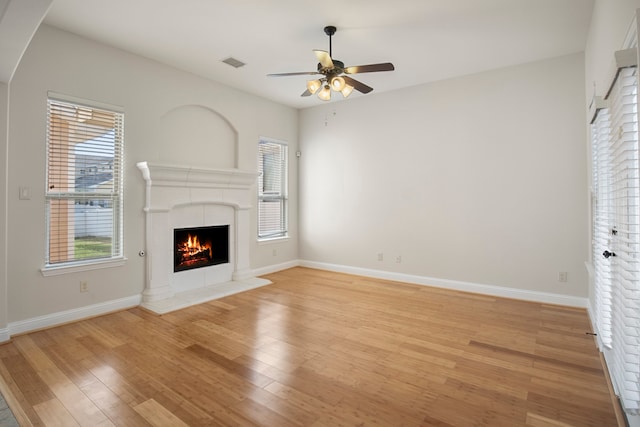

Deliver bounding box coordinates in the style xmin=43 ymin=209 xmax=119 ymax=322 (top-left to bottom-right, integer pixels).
xmin=137 ymin=162 xmax=258 ymax=210
xmin=136 ymin=161 xmax=267 ymax=314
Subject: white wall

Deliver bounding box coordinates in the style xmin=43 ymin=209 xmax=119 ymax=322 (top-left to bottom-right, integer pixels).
xmin=0 ymin=81 xmax=8 ymax=338
xmin=7 ymin=24 xmax=298 ymax=323
xmin=299 ymin=52 xmax=588 ymax=299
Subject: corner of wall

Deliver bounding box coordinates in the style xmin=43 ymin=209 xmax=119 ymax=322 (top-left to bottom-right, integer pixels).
xmin=0 ymin=82 xmax=9 ymax=337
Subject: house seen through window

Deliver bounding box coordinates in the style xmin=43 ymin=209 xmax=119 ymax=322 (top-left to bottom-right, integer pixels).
xmin=45 ymin=96 xmax=124 ymax=267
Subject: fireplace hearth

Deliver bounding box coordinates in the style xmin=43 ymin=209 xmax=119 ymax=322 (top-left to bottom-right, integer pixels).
xmin=174 ymin=225 xmax=229 ymax=272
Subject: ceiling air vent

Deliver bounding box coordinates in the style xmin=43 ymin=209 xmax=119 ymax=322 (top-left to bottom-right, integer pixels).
xmin=222 ymin=57 xmax=246 ymax=68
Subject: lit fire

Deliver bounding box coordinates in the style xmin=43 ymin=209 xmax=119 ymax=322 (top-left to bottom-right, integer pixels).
xmin=176 ymin=233 xmax=212 ymax=264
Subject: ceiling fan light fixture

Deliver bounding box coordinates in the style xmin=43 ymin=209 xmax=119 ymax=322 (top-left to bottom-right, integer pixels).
xmin=330 ymin=76 xmax=346 ymax=91
xmin=341 ymin=84 xmax=354 ymax=98
xmin=268 ymin=26 xmax=394 ymax=102
xmin=307 ymin=79 xmax=322 ymax=94
xmin=318 ymin=85 xmax=332 ymax=101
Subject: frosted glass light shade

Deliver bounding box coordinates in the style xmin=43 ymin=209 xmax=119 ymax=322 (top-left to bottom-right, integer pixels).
xmin=306 ymin=79 xmax=322 ymax=94
xmin=341 ymin=85 xmax=354 ymax=98
xmin=330 ymin=76 xmax=346 ymax=91
xmin=318 ymin=85 xmax=331 ymax=101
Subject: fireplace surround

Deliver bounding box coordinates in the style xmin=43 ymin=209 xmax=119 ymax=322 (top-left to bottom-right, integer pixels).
xmin=137 ymin=161 xmax=269 ymax=313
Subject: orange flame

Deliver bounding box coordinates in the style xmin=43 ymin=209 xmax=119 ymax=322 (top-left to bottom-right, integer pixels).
xmin=178 ymin=233 xmax=212 ymax=259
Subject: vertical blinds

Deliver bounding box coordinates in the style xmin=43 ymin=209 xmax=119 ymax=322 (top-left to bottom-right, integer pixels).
xmin=607 ymin=66 xmax=640 ymax=414
xmin=46 ymin=98 xmax=124 ymax=265
xmin=258 ymin=140 xmax=288 ymax=239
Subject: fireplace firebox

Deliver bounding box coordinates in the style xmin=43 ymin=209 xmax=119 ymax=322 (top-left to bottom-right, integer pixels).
xmin=174 ymin=225 xmax=229 ymax=272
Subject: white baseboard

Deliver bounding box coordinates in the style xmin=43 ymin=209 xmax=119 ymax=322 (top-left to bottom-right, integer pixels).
xmin=8 ymin=294 xmax=141 ymax=337
xmin=0 ymin=327 xmax=9 ymax=343
xmin=252 ymin=260 xmax=300 ymax=278
xmin=298 ymin=260 xmax=588 ymax=308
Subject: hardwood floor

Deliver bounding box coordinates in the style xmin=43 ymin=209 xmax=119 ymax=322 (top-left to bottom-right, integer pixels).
xmin=0 ymin=267 xmax=619 ymax=426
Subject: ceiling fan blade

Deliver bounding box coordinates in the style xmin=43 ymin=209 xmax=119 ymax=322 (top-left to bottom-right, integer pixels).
xmin=342 ymin=76 xmax=373 ymax=94
xmin=344 ymin=63 xmax=395 ymax=74
xmin=301 ymin=89 xmax=312 ymax=97
xmin=313 ymin=50 xmax=334 ymax=69
xmin=267 ymin=71 xmax=320 ymax=77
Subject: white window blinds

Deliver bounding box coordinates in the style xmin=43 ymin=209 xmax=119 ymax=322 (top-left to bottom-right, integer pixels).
xmin=608 ymin=65 xmax=640 ymax=414
xmin=258 ymin=139 xmax=288 ymax=239
xmin=46 ymin=97 xmax=124 ymax=266
xmin=591 ymin=101 xmax=613 ymax=347
xmin=591 ymin=53 xmax=640 ymax=415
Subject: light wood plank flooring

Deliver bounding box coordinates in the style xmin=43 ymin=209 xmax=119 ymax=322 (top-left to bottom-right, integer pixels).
xmin=0 ymin=267 xmax=619 ymax=426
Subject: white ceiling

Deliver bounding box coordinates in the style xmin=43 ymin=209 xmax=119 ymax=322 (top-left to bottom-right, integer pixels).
xmin=13 ymin=0 xmax=595 ymax=109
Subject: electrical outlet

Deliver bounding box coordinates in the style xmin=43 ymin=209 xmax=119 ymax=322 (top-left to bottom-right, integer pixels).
xmin=377 ymin=253 xmax=383 ymax=261
xmin=19 ymin=186 xmax=31 ymax=200
xmin=80 ymin=281 xmax=88 ymax=292
xmin=272 ymin=249 xmax=277 ymax=257
xmin=396 ymin=256 xmax=402 ymax=264
xmin=558 ymin=272 xmax=568 ymax=282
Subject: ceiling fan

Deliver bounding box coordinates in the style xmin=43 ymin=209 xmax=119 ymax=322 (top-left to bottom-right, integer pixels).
xmin=267 ymin=26 xmax=395 ymax=101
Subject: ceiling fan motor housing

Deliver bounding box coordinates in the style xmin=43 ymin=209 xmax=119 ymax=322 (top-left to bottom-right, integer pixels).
xmin=317 ymin=59 xmax=344 ymax=73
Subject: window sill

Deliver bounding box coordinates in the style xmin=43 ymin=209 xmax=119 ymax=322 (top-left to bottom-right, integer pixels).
xmin=41 ymin=257 xmax=127 ymax=277
xmin=258 ymin=236 xmax=290 ymax=245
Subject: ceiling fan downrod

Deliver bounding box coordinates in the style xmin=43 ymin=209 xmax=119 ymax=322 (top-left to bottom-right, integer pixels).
xmin=324 ymin=26 xmax=336 ymax=57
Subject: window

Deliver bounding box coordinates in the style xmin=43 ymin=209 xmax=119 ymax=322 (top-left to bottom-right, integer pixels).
xmin=590 ymin=52 xmax=640 ymax=415
xmin=258 ymin=139 xmax=288 ymax=239
xmin=45 ymin=95 xmax=124 ymax=268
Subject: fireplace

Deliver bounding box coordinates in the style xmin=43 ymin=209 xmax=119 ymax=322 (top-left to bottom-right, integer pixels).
xmin=137 ymin=161 xmax=270 ymax=313
xmin=174 ymin=225 xmax=229 ymax=272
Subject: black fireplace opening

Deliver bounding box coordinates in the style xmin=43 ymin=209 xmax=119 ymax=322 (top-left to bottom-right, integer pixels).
xmin=174 ymin=225 xmax=229 ymax=272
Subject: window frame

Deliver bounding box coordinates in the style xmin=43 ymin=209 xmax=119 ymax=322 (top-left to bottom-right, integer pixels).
xmin=257 ymin=138 xmax=288 ymax=241
xmin=42 ymin=93 xmax=125 ymax=275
